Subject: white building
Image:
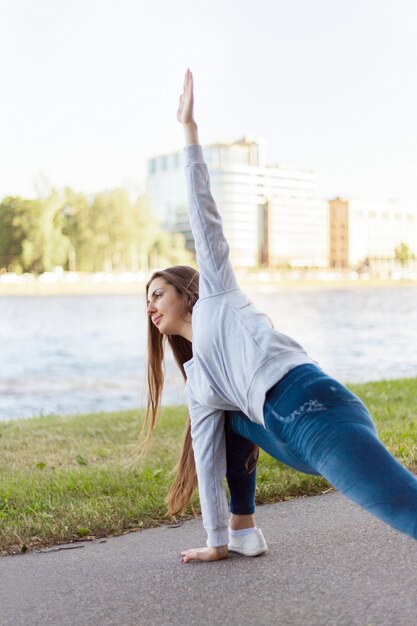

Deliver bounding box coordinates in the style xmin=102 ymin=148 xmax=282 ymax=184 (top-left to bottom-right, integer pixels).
xmin=146 ymin=137 xmax=328 ymax=268
xmin=329 ymin=197 xmax=417 ymax=270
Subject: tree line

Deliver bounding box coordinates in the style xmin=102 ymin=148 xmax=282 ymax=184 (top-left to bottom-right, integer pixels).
xmin=0 ymin=188 xmax=193 ymax=274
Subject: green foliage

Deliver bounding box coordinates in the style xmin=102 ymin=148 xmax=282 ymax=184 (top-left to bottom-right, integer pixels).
xmin=394 ymin=242 xmax=416 ymax=267
xmin=0 ymin=187 xmax=194 ymax=274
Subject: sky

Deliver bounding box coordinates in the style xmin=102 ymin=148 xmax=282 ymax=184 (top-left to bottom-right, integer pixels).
xmin=1 ymin=0 xmax=416 ymax=203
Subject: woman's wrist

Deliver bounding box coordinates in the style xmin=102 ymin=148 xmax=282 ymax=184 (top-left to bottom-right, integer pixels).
xmin=183 ymin=120 xmax=199 ymax=146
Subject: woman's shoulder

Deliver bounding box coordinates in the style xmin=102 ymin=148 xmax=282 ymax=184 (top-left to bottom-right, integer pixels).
xmin=197 ymin=288 xmax=252 ymax=308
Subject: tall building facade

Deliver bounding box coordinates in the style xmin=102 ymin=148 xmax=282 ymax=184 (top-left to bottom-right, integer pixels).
xmin=329 ymin=197 xmax=417 ymax=270
xmin=146 ymin=137 xmax=328 ymax=268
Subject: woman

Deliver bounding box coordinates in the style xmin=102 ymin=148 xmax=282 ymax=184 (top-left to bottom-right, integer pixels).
xmin=144 ymin=68 xmax=417 ymax=564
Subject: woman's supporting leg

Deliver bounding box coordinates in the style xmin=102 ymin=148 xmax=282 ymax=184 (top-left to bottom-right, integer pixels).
xmin=224 ymin=417 xmax=257 ymax=517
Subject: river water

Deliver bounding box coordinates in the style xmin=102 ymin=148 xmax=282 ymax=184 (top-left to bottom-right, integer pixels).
xmin=1 ymin=286 xmax=416 ymax=421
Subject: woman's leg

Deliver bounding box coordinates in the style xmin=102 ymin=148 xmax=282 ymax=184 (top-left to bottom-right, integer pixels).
xmin=224 ymin=417 xmax=257 ymax=518
xmin=262 ymin=364 xmax=417 ymax=541
xmin=225 ymin=409 xmax=321 ymax=477
xmin=224 ymin=407 xmax=321 ymax=521
xmin=287 ymin=415 xmax=417 ymax=540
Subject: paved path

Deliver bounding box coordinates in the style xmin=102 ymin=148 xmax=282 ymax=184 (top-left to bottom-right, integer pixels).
xmin=1 ymin=491 xmax=417 ymax=626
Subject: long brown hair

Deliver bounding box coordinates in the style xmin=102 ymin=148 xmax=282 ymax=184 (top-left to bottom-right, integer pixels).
xmin=140 ymin=265 xmax=259 ymax=519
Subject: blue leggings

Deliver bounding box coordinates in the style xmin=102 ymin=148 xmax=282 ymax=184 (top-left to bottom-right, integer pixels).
xmin=225 ymin=363 xmax=417 ymax=541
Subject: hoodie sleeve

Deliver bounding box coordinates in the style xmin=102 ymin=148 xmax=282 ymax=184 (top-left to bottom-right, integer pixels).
xmin=187 ymin=397 xmax=230 ymax=547
xmin=184 ymin=144 xmax=240 ymax=298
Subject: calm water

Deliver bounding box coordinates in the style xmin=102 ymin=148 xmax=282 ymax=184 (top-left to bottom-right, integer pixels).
xmin=1 ymin=286 xmax=417 ymax=421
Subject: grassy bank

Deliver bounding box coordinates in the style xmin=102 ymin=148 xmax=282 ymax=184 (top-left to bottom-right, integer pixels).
xmin=1 ymin=377 xmax=416 ymax=557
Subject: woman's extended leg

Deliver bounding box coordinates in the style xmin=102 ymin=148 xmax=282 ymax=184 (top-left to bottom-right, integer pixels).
xmin=287 ymin=415 xmax=417 ymax=540
xmin=261 ymin=363 xmax=417 ymax=541
xmin=226 ymin=360 xmax=417 ymax=542
xmin=226 ymin=404 xmax=417 ymax=541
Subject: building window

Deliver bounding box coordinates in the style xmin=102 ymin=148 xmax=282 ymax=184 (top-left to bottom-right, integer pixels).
xmin=170 ymin=153 xmax=180 ymax=169
xmin=369 ymin=210 xmax=376 ymax=218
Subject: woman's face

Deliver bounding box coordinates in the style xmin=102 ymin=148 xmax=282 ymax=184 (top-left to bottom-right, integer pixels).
xmin=146 ymin=277 xmax=192 ymax=337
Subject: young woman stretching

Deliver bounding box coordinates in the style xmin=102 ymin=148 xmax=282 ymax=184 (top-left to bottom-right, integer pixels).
xmin=144 ymin=68 xmax=417 ymax=564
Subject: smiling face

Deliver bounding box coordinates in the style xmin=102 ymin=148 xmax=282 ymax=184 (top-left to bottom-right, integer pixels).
xmin=146 ymin=277 xmax=192 ymax=341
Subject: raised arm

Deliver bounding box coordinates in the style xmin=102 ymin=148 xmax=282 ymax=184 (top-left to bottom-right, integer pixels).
xmin=177 ymin=69 xmax=240 ymax=298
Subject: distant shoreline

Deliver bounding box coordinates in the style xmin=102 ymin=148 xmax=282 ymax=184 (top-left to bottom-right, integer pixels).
xmin=1 ymin=277 xmax=416 ymax=296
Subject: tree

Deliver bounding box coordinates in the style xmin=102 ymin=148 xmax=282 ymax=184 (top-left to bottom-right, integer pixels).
xmin=0 ymin=196 xmax=46 ymax=272
xmin=61 ymin=188 xmax=91 ymax=271
xmin=0 ymin=196 xmax=26 ymax=271
xmin=0 ymin=186 xmax=193 ymax=274
xmin=394 ymin=242 xmax=415 ymax=268
xmin=151 ymin=230 xmax=195 ymax=268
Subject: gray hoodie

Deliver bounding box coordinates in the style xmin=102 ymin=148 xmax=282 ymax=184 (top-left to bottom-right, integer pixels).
xmin=183 ymin=144 xmax=317 ymax=547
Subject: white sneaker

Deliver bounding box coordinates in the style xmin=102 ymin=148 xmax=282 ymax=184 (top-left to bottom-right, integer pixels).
xmin=228 ymin=528 xmax=268 ymax=557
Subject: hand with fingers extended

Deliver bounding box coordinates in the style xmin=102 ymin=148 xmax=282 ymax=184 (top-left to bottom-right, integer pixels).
xmin=177 ymin=68 xmax=199 ymax=145
xmin=177 ymin=67 xmax=195 ymax=125
xmin=180 ymin=545 xmax=228 ymax=564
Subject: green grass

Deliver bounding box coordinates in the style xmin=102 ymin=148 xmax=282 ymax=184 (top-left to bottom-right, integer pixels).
xmin=1 ymin=376 xmax=416 ymax=557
